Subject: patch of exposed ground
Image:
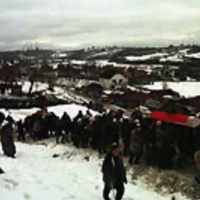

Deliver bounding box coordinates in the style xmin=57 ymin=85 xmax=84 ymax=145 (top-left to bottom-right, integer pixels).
xmin=129 ymin=164 xmax=200 ymax=200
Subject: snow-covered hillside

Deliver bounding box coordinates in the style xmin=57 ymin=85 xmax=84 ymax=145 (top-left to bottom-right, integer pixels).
xmin=0 ymin=104 xmax=188 ymax=200
xmin=125 ymin=53 xmax=168 ymax=62
xmin=0 ymin=142 xmax=187 ymax=200
xmin=124 ymin=49 xmax=200 ymax=63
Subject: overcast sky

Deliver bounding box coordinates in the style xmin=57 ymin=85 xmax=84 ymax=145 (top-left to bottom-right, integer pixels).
xmin=0 ymin=0 xmax=200 ymax=51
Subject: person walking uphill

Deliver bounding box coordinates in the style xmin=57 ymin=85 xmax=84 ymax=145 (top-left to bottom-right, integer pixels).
xmin=102 ymin=143 xmax=127 ymax=200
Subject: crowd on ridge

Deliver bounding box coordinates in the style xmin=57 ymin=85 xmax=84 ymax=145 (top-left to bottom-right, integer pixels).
xmin=1 ymin=106 xmax=200 ymax=188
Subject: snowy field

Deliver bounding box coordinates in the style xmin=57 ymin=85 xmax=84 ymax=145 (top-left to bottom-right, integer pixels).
xmin=141 ymin=81 xmax=200 ymax=98
xmin=0 ymin=104 xmax=189 ymax=200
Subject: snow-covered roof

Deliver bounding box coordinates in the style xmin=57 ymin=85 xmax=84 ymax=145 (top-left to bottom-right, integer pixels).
xmin=103 ymin=90 xmax=113 ymax=94
xmin=6 ymin=61 xmax=13 ymax=66
xmin=50 ymin=63 xmax=59 ymax=69
xmin=14 ymin=60 xmax=19 ymax=64
xmin=178 ymin=49 xmax=190 ymax=54
xmin=103 ymin=90 xmax=124 ymax=95
xmin=51 ymin=53 xmax=67 ymax=58
xmin=20 ymin=81 xmax=49 ymax=94
xmin=50 ymin=62 xmax=69 ymax=69
xmin=186 ymin=76 xmax=196 ymax=81
xmin=71 ymin=60 xmax=87 ymax=65
xmin=127 ymin=85 xmax=151 ymax=94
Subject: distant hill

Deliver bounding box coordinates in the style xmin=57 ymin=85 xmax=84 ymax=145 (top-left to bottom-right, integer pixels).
xmin=1 ymin=44 xmax=200 ymax=67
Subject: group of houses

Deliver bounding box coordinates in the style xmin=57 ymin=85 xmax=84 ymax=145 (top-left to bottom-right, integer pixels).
xmin=1 ymin=50 xmax=200 ymax=113
xmin=0 ymin=51 xmax=179 ymax=89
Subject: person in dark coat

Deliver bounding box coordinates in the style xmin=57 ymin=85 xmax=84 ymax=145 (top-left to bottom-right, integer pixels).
xmin=102 ymin=143 xmax=127 ymax=200
xmin=32 ymin=115 xmax=43 ymax=140
xmin=56 ymin=112 xmax=71 ymax=143
xmin=0 ymin=118 xmax=16 ymax=158
xmin=154 ymin=121 xmax=171 ymax=169
xmin=73 ymin=110 xmax=83 ymax=123
xmin=16 ymin=119 xmax=25 ymax=141
xmin=121 ymin=118 xmax=132 ymax=157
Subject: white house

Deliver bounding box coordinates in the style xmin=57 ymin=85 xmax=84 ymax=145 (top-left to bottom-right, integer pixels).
xmin=99 ymin=71 xmax=128 ymax=90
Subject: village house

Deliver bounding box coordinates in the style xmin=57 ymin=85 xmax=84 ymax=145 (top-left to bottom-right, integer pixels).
xmin=125 ymin=66 xmax=153 ymax=85
xmin=99 ymin=68 xmax=128 ymax=90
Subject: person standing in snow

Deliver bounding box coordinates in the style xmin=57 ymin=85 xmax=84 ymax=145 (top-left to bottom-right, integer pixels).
xmin=0 ymin=117 xmax=16 ymax=158
xmin=102 ymin=143 xmax=127 ymax=200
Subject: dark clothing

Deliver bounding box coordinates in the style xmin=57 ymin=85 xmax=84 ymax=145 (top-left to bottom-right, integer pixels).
xmin=154 ymin=127 xmax=170 ymax=148
xmin=73 ymin=112 xmax=83 ymax=123
xmin=103 ymin=183 xmax=124 ymax=200
xmin=0 ymin=167 xmax=4 ymax=174
xmin=56 ymin=114 xmax=71 ymax=143
xmin=154 ymin=146 xmax=172 ymax=169
xmin=17 ymin=120 xmax=25 ymax=141
xmin=154 ymin=126 xmax=172 ymax=169
xmin=102 ymin=153 xmax=127 ymax=200
xmin=102 ymin=153 xmax=126 ymax=185
xmin=0 ymin=122 xmax=16 ymax=158
xmin=194 ymin=150 xmax=200 ymax=183
xmin=32 ymin=116 xmax=43 ymax=140
xmin=129 ymin=151 xmax=143 ymax=165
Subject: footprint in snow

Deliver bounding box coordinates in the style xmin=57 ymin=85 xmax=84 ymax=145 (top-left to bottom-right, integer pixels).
xmin=4 ymin=178 xmax=18 ymax=189
xmin=36 ymin=180 xmax=43 ymax=184
xmin=24 ymin=193 xmax=31 ymax=199
xmin=69 ymin=194 xmax=75 ymax=199
xmin=95 ymin=185 xmax=99 ymax=190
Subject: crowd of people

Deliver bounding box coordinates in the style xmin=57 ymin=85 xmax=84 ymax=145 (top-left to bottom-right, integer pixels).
xmin=1 ymin=106 xmax=200 ymax=169
xmin=1 ymin=106 xmax=200 ymax=199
